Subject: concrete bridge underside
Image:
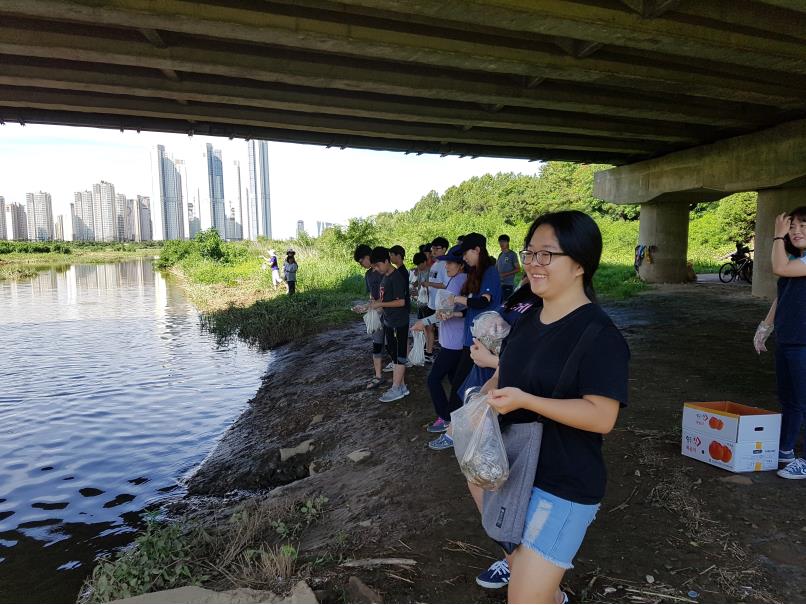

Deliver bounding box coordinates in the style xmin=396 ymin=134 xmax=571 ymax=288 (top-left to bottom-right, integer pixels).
xmin=1 ymin=0 xmax=805 ymax=296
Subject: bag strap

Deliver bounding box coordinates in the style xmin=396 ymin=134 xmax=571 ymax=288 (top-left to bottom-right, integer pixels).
xmin=550 ymin=320 xmax=605 ymax=399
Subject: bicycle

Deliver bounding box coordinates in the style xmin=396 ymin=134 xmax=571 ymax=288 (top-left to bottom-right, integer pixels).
xmin=718 ymin=252 xmax=753 ymax=284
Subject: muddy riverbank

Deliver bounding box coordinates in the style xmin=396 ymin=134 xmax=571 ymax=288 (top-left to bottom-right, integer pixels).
xmin=184 ymin=280 xmax=803 ymax=604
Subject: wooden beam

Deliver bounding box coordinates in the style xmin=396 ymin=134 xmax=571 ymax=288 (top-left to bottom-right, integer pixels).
xmin=0 ymin=25 xmax=780 ymax=127
xmin=138 ymin=28 xmax=167 ymax=48
xmin=618 ymin=0 xmax=681 ymax=18
xmin=264 ymin=0 xmax=806 ymax=75
xmin=0 ymin=86 xmax=666 ymax=154
xmin=0 ymin=107 xmax=637 ymax=163
xmin=0 ymin=62 xmax=713 ymax=142
xmin=1 ymin=1 xmax=804 ymax=106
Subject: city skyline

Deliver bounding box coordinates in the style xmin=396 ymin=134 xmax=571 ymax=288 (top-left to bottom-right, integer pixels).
xmin=0 ymin=124 xmax=542 ymax=240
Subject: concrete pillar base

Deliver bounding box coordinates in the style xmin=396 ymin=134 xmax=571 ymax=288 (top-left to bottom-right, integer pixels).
xmin=636 ymin=201 xmax=690 ymax=283
xmin=753 ymin=187 xmax=806 ymax=299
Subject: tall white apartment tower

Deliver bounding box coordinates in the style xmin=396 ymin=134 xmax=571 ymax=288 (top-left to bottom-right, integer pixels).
xmin=72 ymin=190 xmax=95 ymax=241
xmin=8 ymin=203 xmax=28 ymax=240
xmin=0 ymin=196 xmax=6 ymax=240
xmin=247 ymin=140 xmax=271 ymax=240
xmin=25 ymin=191 xmax=54 ymax=241
xmin=92 ymin=181 xmax=117 ymax=242
xmin=206 ymin=143 xmax=226 ymax=237
xmin=154 ymin=145 xmax=186 ymax=240
xmin=138 ymin=195 xmax=153 ymax=241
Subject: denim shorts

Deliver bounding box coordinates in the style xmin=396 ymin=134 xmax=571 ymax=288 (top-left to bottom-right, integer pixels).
xmin=520 ymin=487 xmax=599 ymax=569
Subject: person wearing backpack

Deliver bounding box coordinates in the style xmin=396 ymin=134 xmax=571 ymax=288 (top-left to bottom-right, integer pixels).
xmin=476 ymin=211 xmax=630 ymax=603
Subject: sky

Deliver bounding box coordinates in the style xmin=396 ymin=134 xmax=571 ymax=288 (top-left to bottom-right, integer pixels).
xmin=0 ymin=124 xmax=542 ymax=240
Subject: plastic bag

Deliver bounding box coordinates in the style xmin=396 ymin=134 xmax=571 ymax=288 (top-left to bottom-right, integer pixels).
xmin=471 ymin=311 xmax=511 ymax=356
xmin=435 ymin=289 xmax=455 ymax=321
xmin=458 ymin=394 xmax=510 ymax=491
xmin=364 ymin=308 xmax=382 ymax=334
xmin=451 ymin=391 xmax=489 ymax=463
xmin=409 ymin=330 xmax=426 ymax=366
xmin=417 ymin=285 xmax=429 ymax=305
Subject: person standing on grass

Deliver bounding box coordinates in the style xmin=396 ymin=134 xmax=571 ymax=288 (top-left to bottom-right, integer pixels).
xmin=497 ymin=234 xmax=521 ymax=301
xmin=370 ymin=247 xmax=410 ymax=403
xmin=412 ymin=245 xmax=468 ymax=434
xmin=754 ymin=206 xmax=806 ymax=480
xmin=428 ymin=232 xmax=501 ymax=451
xmin=472 ymin=211 xmax=629 ymax=603
xmin=283 ymin=249 xmax=298 ymax=295
xmin=267 ymin=249 xmax=282 ymax=290
xmin=426 ymin=237 xmax=451 ymax=362
xmin=354 ymin=244 xmax=386 ymax=390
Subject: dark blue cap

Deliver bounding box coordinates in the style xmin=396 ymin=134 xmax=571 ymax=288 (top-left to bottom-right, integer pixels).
xmin=436 ymin=244 xmax=464 ymax=263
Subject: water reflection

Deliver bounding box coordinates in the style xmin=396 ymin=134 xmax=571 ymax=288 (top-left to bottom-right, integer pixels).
xmin=0 ymin=260 xmax=270 ymax=602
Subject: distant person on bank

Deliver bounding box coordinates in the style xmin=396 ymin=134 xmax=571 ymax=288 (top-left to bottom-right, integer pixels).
xmin=283 ymin=249 xmax=298 ymax=295
xmin=754 ymin=207 xmax=806 ymax=480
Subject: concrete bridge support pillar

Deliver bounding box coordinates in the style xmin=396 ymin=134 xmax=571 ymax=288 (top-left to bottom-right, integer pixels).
xmin=753 ymin=187 xmax=806 ymax=299
xmin=637 ymin=201 xmax=690 ymax=283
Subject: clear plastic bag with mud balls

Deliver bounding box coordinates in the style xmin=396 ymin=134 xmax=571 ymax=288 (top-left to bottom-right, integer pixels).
xmin=470 ymin=311 xmax=511 ymax=356
xmin=453 ymin=393 xmax=510 ymax=490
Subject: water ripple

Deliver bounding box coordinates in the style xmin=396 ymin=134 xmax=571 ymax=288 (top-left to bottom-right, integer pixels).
xmin=0 ymin=260 xmax=270 ymax=601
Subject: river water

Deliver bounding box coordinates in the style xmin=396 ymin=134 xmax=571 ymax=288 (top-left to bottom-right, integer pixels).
xmin=0 ymin=260 xmax=270 ymax=602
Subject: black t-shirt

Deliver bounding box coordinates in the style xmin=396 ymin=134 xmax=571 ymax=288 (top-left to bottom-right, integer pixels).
xmin=498 ymin=303 xmax=630 ymax=505
xmin=396 ymin=264 xmax=410 ymax=308
xmin=365 ymin=268 xmax=382 ymax=300
xmin=380 ymin=269 xmax=410 ymax=328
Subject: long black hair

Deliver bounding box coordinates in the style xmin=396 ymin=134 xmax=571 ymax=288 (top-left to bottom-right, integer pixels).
xmin=784 ymin=206 xmax=806 ymax=258
xmin=523 ymin=210 xmax=602 ymax=302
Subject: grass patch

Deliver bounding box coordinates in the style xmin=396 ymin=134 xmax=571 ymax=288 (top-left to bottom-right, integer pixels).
xmin=80 ymin=496 xmax=330 ymax=603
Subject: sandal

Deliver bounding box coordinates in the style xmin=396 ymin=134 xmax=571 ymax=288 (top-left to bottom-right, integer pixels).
xmin=366 ymin=376 xmax=385 ymax=389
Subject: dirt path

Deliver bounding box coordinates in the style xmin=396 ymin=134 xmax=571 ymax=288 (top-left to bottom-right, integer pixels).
xmin=186 ymin=281 xmax=803 ymax=604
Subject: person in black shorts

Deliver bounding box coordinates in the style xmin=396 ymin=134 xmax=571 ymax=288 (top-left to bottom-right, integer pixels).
xmin=354 ymin=244 xmax=386 ymax=390
xmin=370 ymin=247 xmax=410 ymax=404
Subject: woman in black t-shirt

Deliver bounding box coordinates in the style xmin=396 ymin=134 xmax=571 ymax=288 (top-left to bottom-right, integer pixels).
xmin=482 ymin=211 xmax=630 ymax=604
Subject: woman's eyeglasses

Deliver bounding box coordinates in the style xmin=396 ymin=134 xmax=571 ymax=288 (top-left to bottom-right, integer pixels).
xmin=519 ymin=250 xmax=568 ymax=266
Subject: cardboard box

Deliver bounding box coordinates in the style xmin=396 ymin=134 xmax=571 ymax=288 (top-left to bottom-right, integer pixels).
xmin=681 ymin=401 xmax=781 ymax=473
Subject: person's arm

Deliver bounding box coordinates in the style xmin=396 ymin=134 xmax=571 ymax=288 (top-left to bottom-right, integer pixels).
xmin=772 ymin=213 xmax=806 ymax=277
xmin=488 ymin=388 xmax=620 ymax=434
xmin=454 ymin=293 xmax=492 ymax=309
xmin=754 ymin=298 xmax=777 ymax=353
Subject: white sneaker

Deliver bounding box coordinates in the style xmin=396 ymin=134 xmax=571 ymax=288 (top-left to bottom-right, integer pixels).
xmin=382 ymin=362 xmax=394 ymax=373
xmin=777 ymin=457 xmax=806 ymax=479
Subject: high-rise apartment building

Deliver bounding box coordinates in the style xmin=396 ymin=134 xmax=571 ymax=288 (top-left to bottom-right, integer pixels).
xmin=247 ymin=140 xmax=272 ymax=240
xmin=233 ymin=159 xmax=245 ymax=240
xmin=206 ymin=143 xmax=226 ymax=237
xmin=55 ymin=215 xmax=64 ymax=241
xmin=187 ymin=201 xmax=201 ymax=239
xmin=92 ymin=181 xmax=117 ymax=242
xmin=115 ymin=193 xmax=127 ymax=241
xmin=26 ymin=191 xmax=54 ymax=241
xmin=137 ymin=196 xmax=153 ymax=241
xmin=123 ymin=198 xmax=137 ymax=241
xmin=316 ymin=221 xmax=336 ymax=236
xmin=154 ymin=145 xmax=185 ymax=241
xmin=297 ymin=220 xmax=306 ymax=237
xmin=72 ymin=190 xmax=95 ymax=241
xmin=0 ymin=196 xmax=6 ymax=240
xmin=8 ymin=203 xmax=28 ymax=240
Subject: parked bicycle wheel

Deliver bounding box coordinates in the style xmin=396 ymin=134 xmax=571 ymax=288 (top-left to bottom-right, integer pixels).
xmin=740 ymin=260 xmax=753 ymax=284
xmin=719 ymin=262 xmax=736 ymax=283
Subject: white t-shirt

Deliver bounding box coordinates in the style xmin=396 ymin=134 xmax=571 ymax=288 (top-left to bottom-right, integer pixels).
xmin=427 ymin=260 xmax=448 ymax=309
